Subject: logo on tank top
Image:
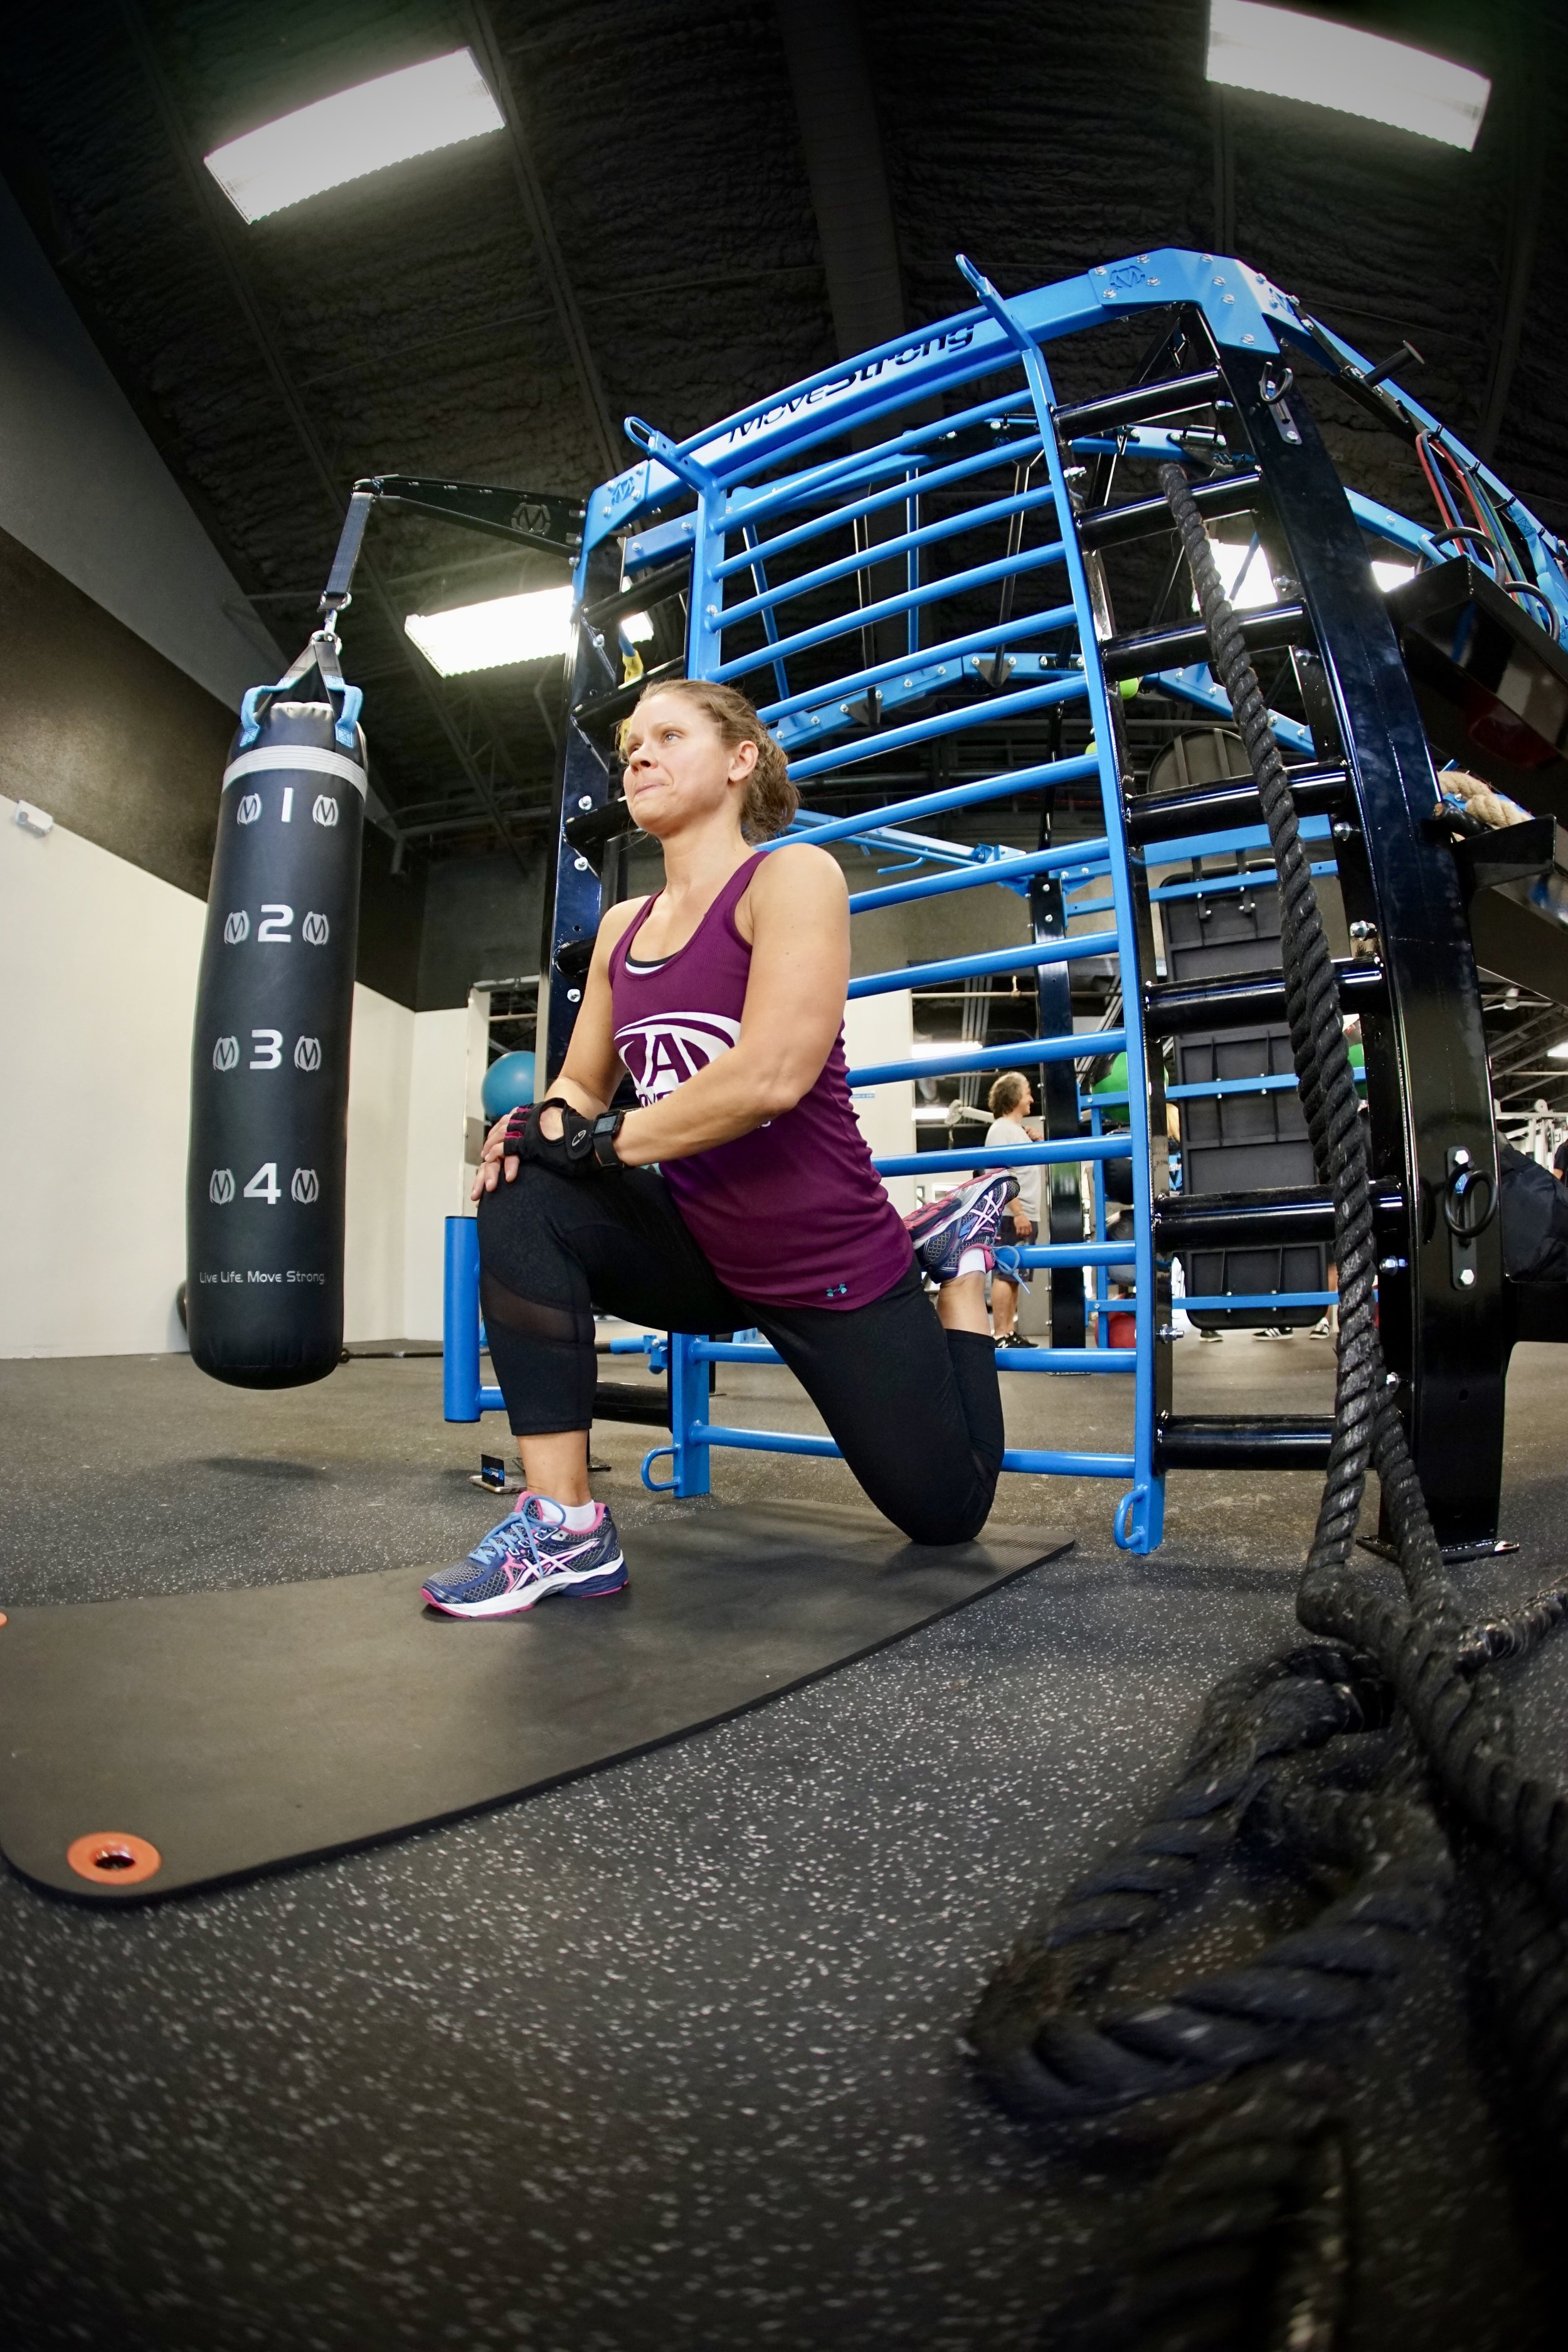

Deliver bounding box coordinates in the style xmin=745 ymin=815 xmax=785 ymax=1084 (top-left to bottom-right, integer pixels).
xmin=615 ymin=1012 xmax=741 ymax=1104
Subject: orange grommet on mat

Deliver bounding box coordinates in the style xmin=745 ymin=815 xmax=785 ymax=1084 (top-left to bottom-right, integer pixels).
xmin=66 ymin=1832 xmax=162 ymax=1887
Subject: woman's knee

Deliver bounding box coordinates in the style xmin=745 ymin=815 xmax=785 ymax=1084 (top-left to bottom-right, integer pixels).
xmin=477 ymin=1162 xmax=570 ymax=1258
xmin=890 ymin=1491 xmax=992 ymax=1548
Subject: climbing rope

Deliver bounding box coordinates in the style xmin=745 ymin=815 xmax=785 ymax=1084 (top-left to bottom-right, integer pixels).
xmin=970 ymin=460 xmax=1568 ymax=2339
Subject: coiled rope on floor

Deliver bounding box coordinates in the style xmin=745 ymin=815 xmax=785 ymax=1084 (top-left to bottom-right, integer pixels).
xmin=970 ymin=461 xmax=1568 ymax=2339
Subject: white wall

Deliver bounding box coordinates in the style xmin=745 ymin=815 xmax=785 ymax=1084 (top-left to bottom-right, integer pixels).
xmin=0 ymin=797 xmax=462 ymax=1357
xmin=0 ymin=177 xmax=278 ymax=709
xmin=401 ymin=1005 xmax=482 ymax=1342
xmin=341 ymin=988 xmax=415 ymax=1344
xmin=844 ymin=991 xmax=915 ymax=1215
xmin=0 ymin=795 xmax=205 ymax=1357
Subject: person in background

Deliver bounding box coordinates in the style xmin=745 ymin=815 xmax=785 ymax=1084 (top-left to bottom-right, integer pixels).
xmin=1553 ymin=1135 xmax=1568 ymax=1190
xmin=985 ymin=1072 xmax=1039 ymax=1349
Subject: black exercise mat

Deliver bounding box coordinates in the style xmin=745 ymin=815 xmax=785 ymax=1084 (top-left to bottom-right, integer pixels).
xmin=0 ymin=1502 xmax=1069 ymax=1903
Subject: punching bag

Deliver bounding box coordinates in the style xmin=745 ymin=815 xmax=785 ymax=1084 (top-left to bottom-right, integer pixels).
xmin=186 ymin=685 xmax=366 ymax=1387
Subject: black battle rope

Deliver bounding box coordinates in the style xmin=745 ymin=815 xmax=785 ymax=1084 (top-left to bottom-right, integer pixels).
xmin=969 ymin=463 xmax=1568 ymax=2339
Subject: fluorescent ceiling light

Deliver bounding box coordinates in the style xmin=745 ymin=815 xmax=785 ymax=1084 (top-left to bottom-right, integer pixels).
xmin=1202 ymin=538 xmax=1276 ymax=611
xmin=622 ymin=610 xmax=655 ymax=644
xmin=1549 ymin=1042 xmax=1568 ymax=1062
xmin=1207 ymin=3 xmax=1489 ymax=152
xmin=204 ymin=50 xmax=503 ymax=223
xmin=1372 ymin=559 xmax=1417 ymax=592
xmin=405 ymin=585 xmax=573 ymax=677
xmin=914 ymin=1104 xmax=955 ymax=1123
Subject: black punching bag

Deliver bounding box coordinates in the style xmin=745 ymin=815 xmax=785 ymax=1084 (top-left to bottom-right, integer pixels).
xmin=186 ymin=694 xmax=366 ymax=1387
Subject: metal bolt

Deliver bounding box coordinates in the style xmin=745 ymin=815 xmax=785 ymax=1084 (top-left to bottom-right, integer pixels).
xmin=1454 ymin=1148 xmax=1471 ymax=1167
xmin=1332 ymin=820 xmax=1355 ymax=842
xmin=574 ymin=856 xmax=588 ymax=871
xmin=1459 ymin=1266 xmax=1476 ymax=1286
xmin=578 ymin=795 xmax=593 ymax=809
xmin=567 ymin=987 xmax=581 ymax=1003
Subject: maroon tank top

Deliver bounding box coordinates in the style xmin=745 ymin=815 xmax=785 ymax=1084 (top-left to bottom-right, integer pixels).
xmin=607 ymin=852 xmax=913 ymax=1310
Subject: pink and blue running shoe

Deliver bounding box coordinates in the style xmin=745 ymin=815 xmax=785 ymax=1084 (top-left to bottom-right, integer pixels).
xmin=903 ymin=1172 xmax=1020 ymax=1283
xmin=422 ymin=1494 xmax=626 ymax=1618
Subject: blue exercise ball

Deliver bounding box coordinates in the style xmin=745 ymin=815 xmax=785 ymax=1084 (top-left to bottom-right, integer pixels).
xmin=482 ymin=1051 xmax=536 ymax=1123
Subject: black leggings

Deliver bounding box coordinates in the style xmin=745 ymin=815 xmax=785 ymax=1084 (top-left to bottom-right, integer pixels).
xmin=476 ymin=1163 xmax=1004 ymax=1546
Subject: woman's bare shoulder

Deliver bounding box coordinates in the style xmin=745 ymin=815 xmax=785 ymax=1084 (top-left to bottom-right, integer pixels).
xmin=748 ymin=840 xmax=847 ymax=901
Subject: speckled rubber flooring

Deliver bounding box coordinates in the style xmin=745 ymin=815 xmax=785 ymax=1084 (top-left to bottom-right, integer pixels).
xmin=2 ymin=1340 xmax=1566 ymax=2349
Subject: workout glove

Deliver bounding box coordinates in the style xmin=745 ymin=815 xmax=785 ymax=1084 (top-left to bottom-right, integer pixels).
xmin=504 ymin=1097 xmax=626 ymax=1175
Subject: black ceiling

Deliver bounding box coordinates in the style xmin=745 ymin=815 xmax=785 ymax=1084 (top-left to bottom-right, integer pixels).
xmin=3 ymin=0 xmax=1563 ymax=862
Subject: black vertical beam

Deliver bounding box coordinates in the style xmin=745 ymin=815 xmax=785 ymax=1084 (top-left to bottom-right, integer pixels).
xmin=1210 ymin=337 xmax=1507 ymax=1549
xmin=538 ymin=539 xmax=623 ymax=1079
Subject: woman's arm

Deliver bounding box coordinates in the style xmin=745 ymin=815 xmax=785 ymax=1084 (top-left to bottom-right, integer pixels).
xmin=471 ymin=898 xmax=644 ymax=1195
xmin=614 ymin=844 xmax=849 ymax=1167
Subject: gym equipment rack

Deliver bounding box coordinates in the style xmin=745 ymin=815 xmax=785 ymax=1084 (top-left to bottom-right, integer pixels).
xmin=446 ymin=245 xmax=1568 ymax=1557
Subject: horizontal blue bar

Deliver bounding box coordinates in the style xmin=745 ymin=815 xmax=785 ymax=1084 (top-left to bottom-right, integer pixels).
xmin=1167 ymin=1075 xmax=1299 ymax=1099
xmin=479 ymin=1385 xmax=505 ymax=1412
xmin=766 ymin=605 xmax=1080 ymax=733
xmin=718 ymin=477 xmax=1065 ymax=630
xmin=1146 ymin=815 xmax=1333 ymax=867
xmin=776 ymin=751 xmax=1103 ymax=851
xmin=1148 ymin=861 xmax=1335 ymax=907
xmin=1181 ymin=1292 xmax=1334 ymax=1311
xmin=693 ymin=1423 xmax=840 ymax=1459
xmin=788 ymin=663 xmax=1087 ymax=782
xmin=849 ymin=1029 xmax=1125 ymax=1088
xmin=796 ymin=810 xmax=992 ymax=874
xmin=1000 ymin=1448 xmax=1136 ymax=1476
xmin=991 ymin=1347 xmax=1136 ymax=1373
xmin=691 ymin=1424 xmax=1139 ymax=1478
xmin=850 ymin=929 xmax=1119 ymax=999
xmin=1017 ymin=1241 xmax=1145 ymax=1267
xmin=725 ymin=382 xmax=1039 ymax=532
xmin=718 ymin=431 xmax=1042 ymax=579
xmin=689 ymin=1337 xmax=1136 ymax=1375
xmin=876 ymin=1137 xmax=1134 ymax=1173
xmin=847 ymin=834 xmax=1110 ymax=915
xmin=711 ymin=532 xmax=1072 ymax=686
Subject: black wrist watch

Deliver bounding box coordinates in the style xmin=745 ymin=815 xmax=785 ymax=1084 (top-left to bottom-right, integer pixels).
xmin=589 ymin=1110 xmax=625 ymax=1169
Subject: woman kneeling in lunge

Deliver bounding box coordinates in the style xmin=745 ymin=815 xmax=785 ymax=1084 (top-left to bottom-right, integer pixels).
xmin=422 ymin=681 xmax=1017 ymax=1618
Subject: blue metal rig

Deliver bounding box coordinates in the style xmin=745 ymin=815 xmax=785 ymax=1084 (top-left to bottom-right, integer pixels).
xmin=447 ymin=246 xmax=1568 ymax=1559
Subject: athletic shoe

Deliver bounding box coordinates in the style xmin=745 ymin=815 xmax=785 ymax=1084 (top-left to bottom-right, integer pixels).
xmin=421 ymin=1495 xmax=627 ymax=1618
xmin=1199 ymin=1327 xmax=1223 ymax=1343
xmin=904 ymin=1173 xmax=1019 ymax=1283
xmin=1308 ymin=1316 xmax=1334 ymax=1338
xmin=994 ymin=1331 xmax=1032 ymax=1350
